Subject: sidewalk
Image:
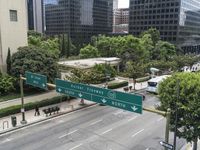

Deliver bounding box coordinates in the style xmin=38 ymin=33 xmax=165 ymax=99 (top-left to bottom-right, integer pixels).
xmin=0 ymin=90 xmax=58 ymax=109
xmin=0 ymin=99 xmax=95 ymax=134
xmin=181 ymin=140 xmax=200 ymax=150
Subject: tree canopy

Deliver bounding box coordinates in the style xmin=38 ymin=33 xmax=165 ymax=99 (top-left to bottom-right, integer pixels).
xmin=28 ymin=33 xmax=60 ymax=58
xmin=79 ymin=44 xmax=99 ymax=59
xmin=159 ymin=73 xmax=200 ymax=149
xmin=11 ymin=46 xmax=60 ymax=83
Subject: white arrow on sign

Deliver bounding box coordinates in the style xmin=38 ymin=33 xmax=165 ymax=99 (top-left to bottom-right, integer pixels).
xmin=101 ymin=98 xmax=107 ymax=103
xmin=42 ymin=84 xmax=45 ymax=87
xmin=58 ymin=88 xmax=62 ymax=92
xmin=131 ymin=106 xmax=138 ymax=112
xmin=79 ymin=93 xmax=83 ymax=97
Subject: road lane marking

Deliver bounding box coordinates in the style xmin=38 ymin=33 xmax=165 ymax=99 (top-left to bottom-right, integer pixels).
xmin=101 ymin=128 xmax=113 ymax=135
xmin=69 ymin=143 xmax=83 ymax=150
xmin=58 ymin=120 xmax=64 ymax=123
xmin=131 ymin=129 xmax=144 ymax=138
xmin=0 ymin=138 xmax=13 ymax=144
xmin=128 ymin=116 xmax=137 ymax=122
xmin=59 ymin=129 xmax=78 ymax=139
xmin=113 ymin=110 xmax=123 ymax=115
xmin=89 ymin=119 xmax=102 ymax=126
xmin=157 ymin=117 xmax=164 ymax=122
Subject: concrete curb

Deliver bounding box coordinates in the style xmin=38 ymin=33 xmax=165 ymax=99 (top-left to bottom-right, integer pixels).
xmin=0 ymin=103 xmax=97 ymax=136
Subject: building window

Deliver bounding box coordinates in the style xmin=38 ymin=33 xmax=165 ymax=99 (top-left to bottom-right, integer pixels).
xmin=10 ymin=10 xmax=18 ymax=22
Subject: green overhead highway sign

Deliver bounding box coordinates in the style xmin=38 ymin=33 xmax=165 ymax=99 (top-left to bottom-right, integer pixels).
xmin=25 ymin=71 xmax=47 ymax=90
xmin=55 ymin=79 xmax=143 ymax=114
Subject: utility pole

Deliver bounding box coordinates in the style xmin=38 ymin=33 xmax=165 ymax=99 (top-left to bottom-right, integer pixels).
xmin=173 ymin=79 xmax=180 ymax=150
xmin=20 ymin=74 xmax=27 ymax=124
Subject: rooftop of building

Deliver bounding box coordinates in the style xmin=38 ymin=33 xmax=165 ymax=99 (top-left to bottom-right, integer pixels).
xmin=58 ymin=57 xmax=121 ymax=69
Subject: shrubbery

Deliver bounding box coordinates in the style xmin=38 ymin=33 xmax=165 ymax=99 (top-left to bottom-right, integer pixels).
xmin=11 ymin=46 xmax=60 ymax=83
xmin=107 ymin=81 xmax=128 ymax=89
xmin=0 ymin=95 xmax=71 ymax=118
xmin=0 ymin=73 xmax=16 ymax=96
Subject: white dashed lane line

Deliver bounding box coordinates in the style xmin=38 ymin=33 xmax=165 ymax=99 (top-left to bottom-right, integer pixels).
xmin=100 ymin=128 xmax=113 ymax=135
xmin=0 ymin=138 xmax=13 ymax=145
xmin=69 ymin=143 xmax=83 ymax=150
xmin=131 ymin=129 xmax=144 ymax=138
xmin=127 ymin=116 xmax=138 ymax=122
xmin=89 ymin=119 xmax=102 ymax=126
xmin=58 ymin=129 xmax=78 ymax=139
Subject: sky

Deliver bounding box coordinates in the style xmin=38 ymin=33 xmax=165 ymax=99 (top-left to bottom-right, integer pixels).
xmin=118 ymin=0 xmax=129 ymax=8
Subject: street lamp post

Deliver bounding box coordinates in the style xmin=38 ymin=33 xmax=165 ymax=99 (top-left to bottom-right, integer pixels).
xmin=173 ymin=79 xmax=180 ymax=150
xmin=20 ymin=74 xmax=27 ymax=124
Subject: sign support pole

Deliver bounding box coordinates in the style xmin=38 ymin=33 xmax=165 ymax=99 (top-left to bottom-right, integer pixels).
xmin=20 ymin=74 xmax=27 ymax=124
xmin=165 ymin=108 xmax=171 ymax=150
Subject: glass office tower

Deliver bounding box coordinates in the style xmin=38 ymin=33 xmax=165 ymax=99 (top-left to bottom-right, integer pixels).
xmin=43 ymin=0 xmax=113 ymax=44
xmin=129 ymin=0 xmax=200 ymax=53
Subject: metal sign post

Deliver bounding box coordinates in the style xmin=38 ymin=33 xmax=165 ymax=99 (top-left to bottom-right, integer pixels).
xmin=20 ymin=74 xmax=27 ymax=124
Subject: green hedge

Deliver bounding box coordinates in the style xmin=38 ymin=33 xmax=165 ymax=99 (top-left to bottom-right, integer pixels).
xmin=0 ymin=95 xmax=72 ymax=118
xmin=108 ymin=81 xmax=128 ymax=89
xmin=136 ymin=76 xmax=150 ymax=83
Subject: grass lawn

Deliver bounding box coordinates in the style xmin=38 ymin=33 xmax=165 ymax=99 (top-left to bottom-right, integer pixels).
xmin=0 ymin=89 xmax=46 ymax=102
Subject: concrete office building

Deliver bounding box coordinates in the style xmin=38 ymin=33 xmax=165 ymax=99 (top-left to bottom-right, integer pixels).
xmin=0 ymin=0 xmax=28 ymax=72
xmin=27 ymin=0 xmax=43 ymax=33
xmin=43 ymin=0 xmax=113 ymax=44
xmin=113 ymin=0 xmax=118 ymax=10
xmin=129 ymin=0 xmax=200 ymax=53
xmin=113 ymin=8 xmax=129 ymax=33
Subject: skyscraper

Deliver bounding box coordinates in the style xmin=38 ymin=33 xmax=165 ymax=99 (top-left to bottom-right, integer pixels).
xmin=27 ymin=0 xmax=43 ymax=33
xmin=43 ymin=0 xmax=113 ymax=44
xmin=129 ymin=0 xmax=200 ymax=53
xmin=113 ymin=0 xmax=118 ymax=10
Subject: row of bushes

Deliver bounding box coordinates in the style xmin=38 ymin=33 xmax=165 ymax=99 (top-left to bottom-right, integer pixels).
xmin=108 ymin=81 xmax=128 ymax=89
xmin=136 ymin=76 xmax=151 ymax=83
xmin=0 ymin=95 xmax=72 ymax=118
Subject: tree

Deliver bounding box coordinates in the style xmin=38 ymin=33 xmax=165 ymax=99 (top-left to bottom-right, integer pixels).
xmin=153 ymin=41 xmax=176 ymax=61
xmin=59 ymin=34 xmax=77 ymax=57
xmin=28 ymin=31 xmax=60 ymax=58
xmin=159 ymin=73 xmax=200 ymax=150
xmin=0 ymin=73 xmax=16 ymax=96
xmin=6 ymin=48 xmax=11 ymax=75
xmin=140 ymin=28 xmax=160 ymax=45
xmin=173 ymin=55 xmax=200 ymax=70
xmin=125 ymin=61 xmax=145 ymax=90
xmin=79 ymin=44 xmax=99 ymax=58
xmin=95 ymin=35 xmax=121 ymax=57
xmin=11 ymin=46 xmax=60 ymax=83
xmin=139 ymin=34 xmax=153 ymax=62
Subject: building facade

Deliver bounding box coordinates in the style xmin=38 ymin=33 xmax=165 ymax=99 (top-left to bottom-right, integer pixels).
xmin=113 ymin=0 xmax=118 ymax=10
xmin=27 ymin=0 xmax=43 ymax=33
xmin=113 ymin=8 xmax=129 ymax=33
xmin=43 ymin=0 xmax=113 ymax=44
xmin=129 ymin=0 xmax=200 ymax=53
xmin=0 ymin=0 xmax=28 ymax=72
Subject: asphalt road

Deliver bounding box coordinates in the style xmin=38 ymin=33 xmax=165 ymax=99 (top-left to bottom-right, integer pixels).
xmin=0 ymin=93 xmax=185 ymax=150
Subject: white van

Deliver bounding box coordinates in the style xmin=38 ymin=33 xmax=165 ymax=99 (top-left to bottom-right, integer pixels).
xmin=146 ymin=75 xmax=170 ymax=94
